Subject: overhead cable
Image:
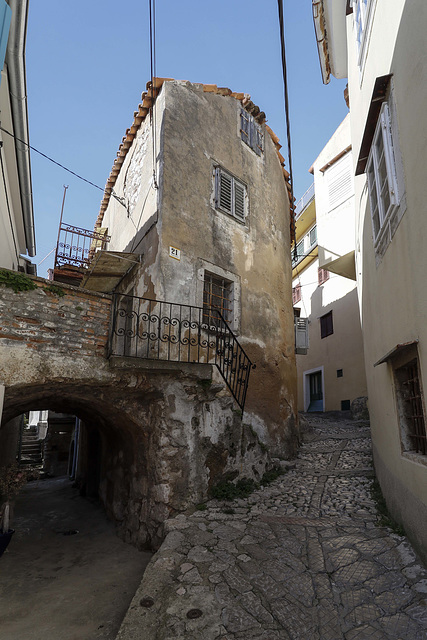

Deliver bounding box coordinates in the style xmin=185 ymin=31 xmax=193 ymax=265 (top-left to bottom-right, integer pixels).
xmin=277 ymin=0 xmax=297 ymax=261
xmin=0 ymin=125 xmax=127 ymax=210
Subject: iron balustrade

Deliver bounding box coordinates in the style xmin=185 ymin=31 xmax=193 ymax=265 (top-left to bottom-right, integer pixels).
xmin=109 ymin=294 xmax=255 ymax=412
xmin=55 ymin=223 xmax=111 ymax=269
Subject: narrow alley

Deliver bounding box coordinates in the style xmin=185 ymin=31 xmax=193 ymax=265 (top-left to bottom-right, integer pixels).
xmin=0 ymin=477 xmax=152 ymax=640
xmin=117 ymin=414 xmax=427 ymax=640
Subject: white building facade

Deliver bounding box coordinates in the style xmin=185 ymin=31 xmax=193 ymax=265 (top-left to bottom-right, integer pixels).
xmin=313 ymin=0 xmax=427 ymax=561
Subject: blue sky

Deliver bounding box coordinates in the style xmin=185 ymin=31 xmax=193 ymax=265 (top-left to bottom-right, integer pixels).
xmin=26 ymin=1 xmax=348 ymax=274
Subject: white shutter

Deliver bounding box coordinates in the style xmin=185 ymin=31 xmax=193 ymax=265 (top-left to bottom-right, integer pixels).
xmin=295 ymin=317 xmax=309 ymax=354
xmin=326 ymin=152 xmax=353 ymax=211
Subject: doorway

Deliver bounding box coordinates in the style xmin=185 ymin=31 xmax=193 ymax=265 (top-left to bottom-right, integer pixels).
xmin=303 ymin=366 xmax=325 ymax=412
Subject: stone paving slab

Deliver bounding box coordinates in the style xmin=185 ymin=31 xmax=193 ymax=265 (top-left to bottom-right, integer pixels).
xmin=116 ymin=415 xmax=427 ymax=640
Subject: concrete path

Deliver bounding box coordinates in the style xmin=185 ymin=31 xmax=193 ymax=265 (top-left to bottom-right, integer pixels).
xmin=117 ymin=414 xmax=427 ymax=640
xmin=0 ymin=477 xmax=152 ymax=640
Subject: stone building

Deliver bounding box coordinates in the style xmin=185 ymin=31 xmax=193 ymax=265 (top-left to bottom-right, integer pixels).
xmin=93 ymin=78 xmax=298 ymax=457
xmin=0 ymin=78 xmax=298 ymax=548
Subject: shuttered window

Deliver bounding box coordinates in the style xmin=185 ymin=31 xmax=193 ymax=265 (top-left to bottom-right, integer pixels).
xmin=320 ymin=311 xmax=333 ymax=339
xmin=215 ymin=167 xmax=247 ymax=223
xmin=240 ymin=109 xmax=264 ymax=155
xmin=325 ymin=152 xmax=353 ymax=211
xmin=295 ymin=317 xmax=309 ymax=354
xmin=318 ymin=267 xmax=329 ymax=285
xmin=292 ymin=284 xmax=301 ymax=305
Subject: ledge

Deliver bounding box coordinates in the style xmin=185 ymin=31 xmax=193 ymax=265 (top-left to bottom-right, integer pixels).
xmin=108 ymin=356 xmax=213 ymax=379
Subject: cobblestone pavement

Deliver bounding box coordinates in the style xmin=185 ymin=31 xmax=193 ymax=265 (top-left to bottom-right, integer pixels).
xmin=117 ymin=415 xmax=427 ymax=640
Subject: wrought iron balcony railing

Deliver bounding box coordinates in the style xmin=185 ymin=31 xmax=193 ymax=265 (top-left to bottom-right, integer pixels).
xmin=108 ymin=294 xmax=255 ymax=412
xmin=55 ymin=223 xmax=111 ymax=270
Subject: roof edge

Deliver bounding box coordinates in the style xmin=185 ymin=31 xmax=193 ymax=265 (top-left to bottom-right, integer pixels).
xmin=95 ymin=78 xmax=292 ymax=229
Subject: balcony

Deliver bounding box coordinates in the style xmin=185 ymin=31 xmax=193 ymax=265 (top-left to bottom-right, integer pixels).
xmin=295 ymin=183 xmax=315 ymax=220
xmin=108 ymin=294 xmax=255 ymax=412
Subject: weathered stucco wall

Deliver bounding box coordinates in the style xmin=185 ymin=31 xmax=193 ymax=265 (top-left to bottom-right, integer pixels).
xmin=97 ymin=80 xmax=298 ymax=458
xmin=158 ymin=81 xmax=297 ymax=456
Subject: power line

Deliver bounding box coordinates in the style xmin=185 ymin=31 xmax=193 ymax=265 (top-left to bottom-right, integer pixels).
xmin=149 ymin=0 xmax=158 ymax=190
xmin=277 ymin=0 xmax=297 ymax=260
xmin=0 ymin=125 xmax=126 ymax=210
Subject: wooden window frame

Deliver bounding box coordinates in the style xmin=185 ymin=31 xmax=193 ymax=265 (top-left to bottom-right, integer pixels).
xmin=203 ymin=271 xmax=233 ymax=327
xmin=240 ymin=108 xmax=264 ymax=156
xmin=320 ymin=311 xmax=333 ymax=339
xmin=318 ymin=267 xmax=330 ymax=285
xmin=292 ymin=284 xmax=301 ymax=305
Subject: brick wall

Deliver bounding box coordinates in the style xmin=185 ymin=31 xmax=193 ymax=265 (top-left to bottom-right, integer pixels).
xmin=0 ymin=275 xmax=112 ymax=359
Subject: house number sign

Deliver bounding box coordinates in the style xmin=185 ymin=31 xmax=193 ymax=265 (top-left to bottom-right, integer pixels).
xmin=169 ymin=246 xmax=181 ymax=260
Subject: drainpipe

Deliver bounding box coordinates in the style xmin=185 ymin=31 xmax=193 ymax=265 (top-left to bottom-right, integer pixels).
xmin=5 ymin=0 xmax=35 ymax=257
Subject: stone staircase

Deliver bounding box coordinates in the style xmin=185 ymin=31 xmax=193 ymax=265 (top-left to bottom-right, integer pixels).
xmin=18 ymin=426 xmax=44 ymax=468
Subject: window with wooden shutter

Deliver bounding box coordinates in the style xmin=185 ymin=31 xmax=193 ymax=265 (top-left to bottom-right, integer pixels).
xmin=320 ymin=311 xmax=333 ymax=339
xmin=240 ymin=108 xmax=263 ymax=155
xmin=292 ymin=284 xmax=301 ymax=305
xmin=318 ymin=267 xmax=329 ymax=285
xmin=215 ymin=167 xmax=247 ymax=223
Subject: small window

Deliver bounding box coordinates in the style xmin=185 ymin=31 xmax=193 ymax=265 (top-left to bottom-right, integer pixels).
xmin=292 ymin=284 xmax=301 ymax=305
xmin=320 ymin=311 xmax=333 ymax=339
xmin=352 ymin=0 xmax=375 ymax=69
xmin=214 ymin=167 xmax=247 ymax=223
xmin=394 ymin=356 xmax=427 ymax=456
xmin=318 ymin=268 xmax=330 ymax=285
xmin=365 ymin=84 xmax=405 ymax=260
xmin=337 ymin=369 xmax=343 ymax=378
xmin=203 ymin=272 xmax=233 ymax=327
xmin=240 ymin=108 xmax=264 ymax=155
xmin=309 ymin=225 xmax=317 ymax=248
xmin=341 ymin=400 xmax=351 ymax=411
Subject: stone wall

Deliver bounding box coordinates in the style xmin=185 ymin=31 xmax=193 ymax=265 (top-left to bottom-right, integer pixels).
xmin=0 ymin=277 xmax=111 ymax=371
xmin=0 ymin=273 xmax=272 ymax=549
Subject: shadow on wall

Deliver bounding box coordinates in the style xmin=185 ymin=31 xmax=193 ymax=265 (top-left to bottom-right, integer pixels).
xmin=303 ymin=273 xmax=366 ymax=412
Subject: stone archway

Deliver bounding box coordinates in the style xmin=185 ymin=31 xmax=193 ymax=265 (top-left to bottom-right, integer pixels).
xmin=0 ymin=274 xmax=272 ymax=549
xmin=1 ymin=381 xmax=155 ymax=547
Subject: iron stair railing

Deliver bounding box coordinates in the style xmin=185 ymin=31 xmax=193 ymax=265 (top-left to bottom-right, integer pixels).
xmin=108 ymin=294 xmax=255 ymax=412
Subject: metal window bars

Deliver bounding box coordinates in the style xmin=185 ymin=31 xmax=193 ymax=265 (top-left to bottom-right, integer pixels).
xmin=404 ymin=361 xmax=427 ymax=455
xmin=203 ymin=273 xmax=232 ymax=327
xmin=108 ymin=294 xmax=255 ymax=412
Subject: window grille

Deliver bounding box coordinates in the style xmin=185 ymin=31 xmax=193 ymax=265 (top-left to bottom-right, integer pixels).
xmin=203 ymin=272 xmax=233 ymax=326
xmin=400 ymin=360 xmax=427 ymax=455
xmin=320 ymin=311 xmax=333 ymax=339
